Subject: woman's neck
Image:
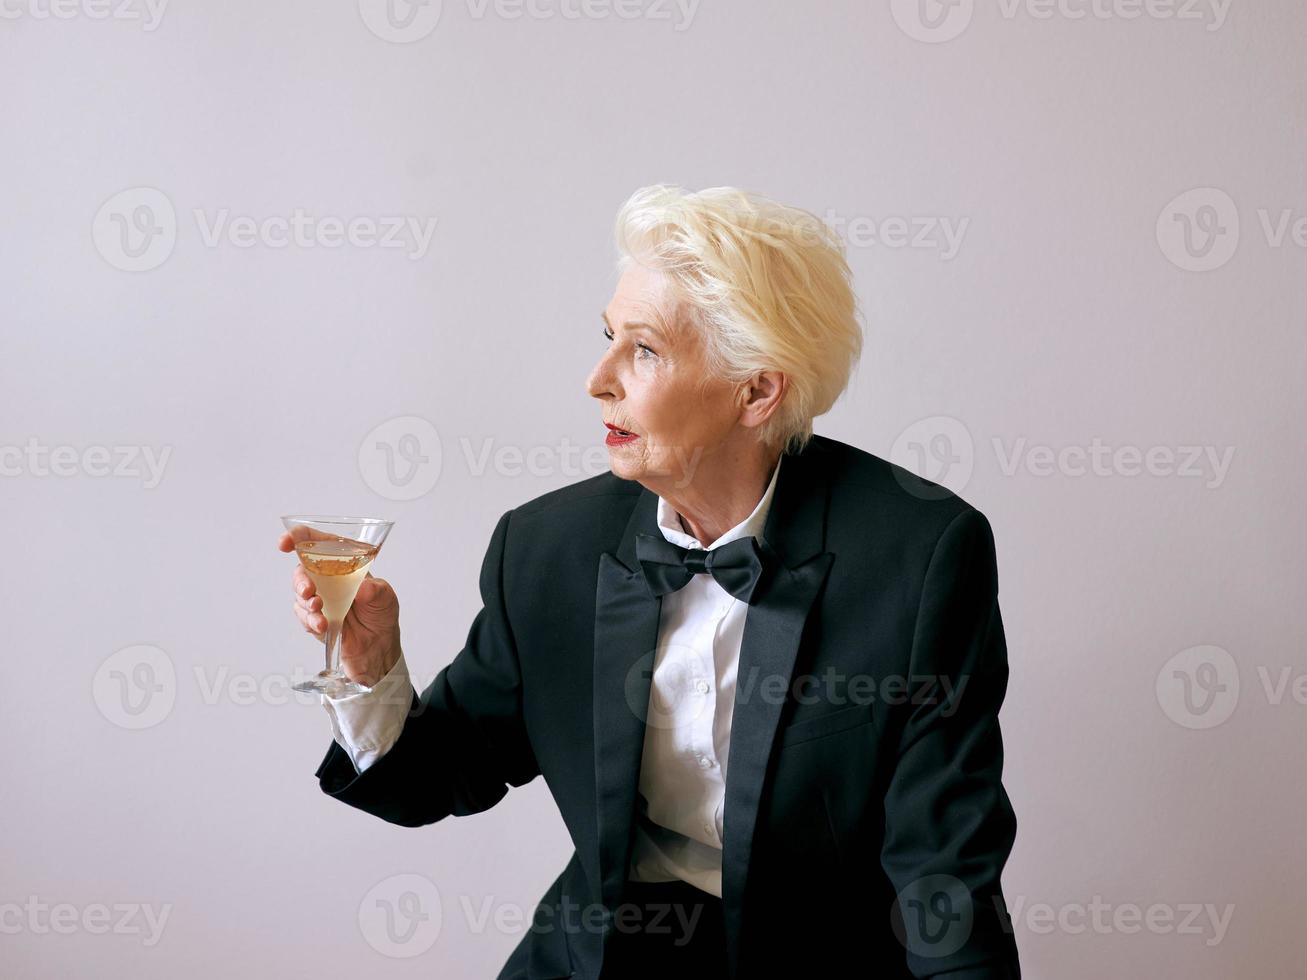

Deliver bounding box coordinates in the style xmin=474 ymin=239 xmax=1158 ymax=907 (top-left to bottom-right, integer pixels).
xmin=661 ymin=445 xmax=782 ymax=546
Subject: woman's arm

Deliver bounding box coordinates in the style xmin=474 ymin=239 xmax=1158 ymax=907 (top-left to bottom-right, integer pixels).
xmin=315 ymin=509 xmax=541 ymax=826
xmin=880 ymin=507 xmax=1022 ymax=978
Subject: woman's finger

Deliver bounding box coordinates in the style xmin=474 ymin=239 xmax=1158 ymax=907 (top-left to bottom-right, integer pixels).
xmin=293 ymin=566 xmax=315 ymax=598
xmin=294 ymin=604 xmax=326 ymax=635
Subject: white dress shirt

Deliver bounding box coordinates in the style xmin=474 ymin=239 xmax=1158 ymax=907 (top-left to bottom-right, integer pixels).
xmin=320 ymin=650 xmax=414 ymax=773
xmin=624 ymin=452 xmax=782 ymax=898
xmin=321 ymin=453 xmax=784 ymax=900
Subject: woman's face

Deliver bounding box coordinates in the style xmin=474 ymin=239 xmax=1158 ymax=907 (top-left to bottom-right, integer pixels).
xmin=586 ymin=261 xmax=742 ymax=490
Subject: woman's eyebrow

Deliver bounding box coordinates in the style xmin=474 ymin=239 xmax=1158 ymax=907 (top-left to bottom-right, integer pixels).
xmin=601 ymin=311 xmax=669 ymax=343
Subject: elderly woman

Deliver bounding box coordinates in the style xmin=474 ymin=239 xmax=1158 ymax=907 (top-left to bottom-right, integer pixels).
xmin=281 ymin=186 xmax=1021 ymax=979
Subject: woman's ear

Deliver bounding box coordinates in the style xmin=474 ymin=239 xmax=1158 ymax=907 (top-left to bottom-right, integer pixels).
xmin=738 ymin=371 xmax=787 ymax=430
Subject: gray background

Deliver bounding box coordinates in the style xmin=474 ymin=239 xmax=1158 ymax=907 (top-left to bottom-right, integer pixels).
xmin=3 ymin=1 xmax=1303 ymax=977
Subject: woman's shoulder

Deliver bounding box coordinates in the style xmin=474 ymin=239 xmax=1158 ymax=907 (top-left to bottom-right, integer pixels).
xmin=815 ymin=433 xmax=973 ymax=505
xmin=492 ymin=471 xmax=642 ymax=575
xmin=512 ymin=469 xmax=641 ymax=521
xmin=817 ymin=434 xmax=992 ymax=548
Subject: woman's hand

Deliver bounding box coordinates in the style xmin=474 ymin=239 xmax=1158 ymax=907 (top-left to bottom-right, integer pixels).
xmin=278 ymin=532 xmax=402 ymax=689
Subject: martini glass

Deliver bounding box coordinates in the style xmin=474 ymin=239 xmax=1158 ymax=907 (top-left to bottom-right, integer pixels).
xmin=281 ymin=515 xmax=394 ymax=699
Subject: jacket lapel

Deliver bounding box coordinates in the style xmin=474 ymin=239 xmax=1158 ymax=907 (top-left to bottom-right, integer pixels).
xmin=592 ymin=486 xmax=664 ymax=916
xmin=591 ymin=437 xmax=837 ymax=976
xmin=720 ymin=443 xmax=834 ymax=977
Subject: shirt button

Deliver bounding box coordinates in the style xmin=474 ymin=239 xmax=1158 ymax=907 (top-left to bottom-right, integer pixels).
xmin=695 ymin=679 xmax=710 ymax=694
xmin=704 ymin=823 xmax=713 ymax=836
xmin=697 ymin=755 xmax=712 ymax=769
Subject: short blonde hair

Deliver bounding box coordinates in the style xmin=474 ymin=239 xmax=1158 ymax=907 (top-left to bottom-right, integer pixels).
xmin=613 ymin=184 xmax=863 ymax=456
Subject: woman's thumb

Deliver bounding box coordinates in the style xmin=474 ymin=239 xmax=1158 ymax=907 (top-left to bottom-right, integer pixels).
xmin=357 ymin=575 xmax=390 ymax=605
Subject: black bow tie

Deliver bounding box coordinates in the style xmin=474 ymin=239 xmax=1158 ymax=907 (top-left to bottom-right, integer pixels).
xmin=635 ymin=532 xmax=770 ymax=605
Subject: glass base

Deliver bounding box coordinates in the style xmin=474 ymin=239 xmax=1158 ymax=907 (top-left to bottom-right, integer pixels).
xmin=293 ymin=670 xmax=370 ymax=699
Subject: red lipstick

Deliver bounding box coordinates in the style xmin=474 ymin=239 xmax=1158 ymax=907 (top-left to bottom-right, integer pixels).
xmin=605 ymin=422 xmax=639 ymax=446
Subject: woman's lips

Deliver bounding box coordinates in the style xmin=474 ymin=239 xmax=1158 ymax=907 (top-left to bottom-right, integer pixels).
xmin=605 ymin=424 xmax=638 ymax=446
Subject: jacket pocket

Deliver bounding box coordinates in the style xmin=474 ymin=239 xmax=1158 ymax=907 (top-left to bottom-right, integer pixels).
xmin=778 ymin=702 xmax=877 ymax=746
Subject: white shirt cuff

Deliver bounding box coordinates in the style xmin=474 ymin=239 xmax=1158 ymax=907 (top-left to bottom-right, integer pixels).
xmin=321 ymin=651 xmax=415 ymax=773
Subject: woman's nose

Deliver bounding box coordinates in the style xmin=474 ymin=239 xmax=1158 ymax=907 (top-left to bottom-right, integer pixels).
xmin=586 ymin=355 xmax=619 ymax=400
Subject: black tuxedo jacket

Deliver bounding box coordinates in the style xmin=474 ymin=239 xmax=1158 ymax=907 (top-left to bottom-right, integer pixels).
xmin=316 ymin=433 xmax=1022 ymax=979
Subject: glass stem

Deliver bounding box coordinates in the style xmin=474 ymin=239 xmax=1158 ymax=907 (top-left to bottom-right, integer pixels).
xmin=324 ymin=619 xmax=343 ymax=677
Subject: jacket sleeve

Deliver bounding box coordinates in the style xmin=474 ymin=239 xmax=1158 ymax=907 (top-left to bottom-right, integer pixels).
xmin=313 ymin=508 xmax=541 ymax=826
xmin=880 ymin=507 xmax=1022 ymax=979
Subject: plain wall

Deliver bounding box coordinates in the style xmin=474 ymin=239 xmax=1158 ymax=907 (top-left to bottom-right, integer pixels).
xmin=2 ymin=1 xmax=1304 ymax=976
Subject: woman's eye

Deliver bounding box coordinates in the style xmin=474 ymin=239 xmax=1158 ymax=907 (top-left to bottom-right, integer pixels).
xmin=602 ymin=328 xmax=656 ymax=358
